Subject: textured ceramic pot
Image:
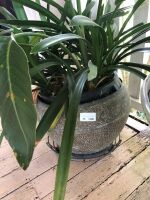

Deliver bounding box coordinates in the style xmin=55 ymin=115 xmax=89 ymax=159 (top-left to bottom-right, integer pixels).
xmin=37 ymin=75 xmax=130 ymax=157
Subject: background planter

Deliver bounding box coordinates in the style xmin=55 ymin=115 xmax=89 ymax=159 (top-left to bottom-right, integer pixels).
xmin=37 ymin=76 xmax=130 ymax=158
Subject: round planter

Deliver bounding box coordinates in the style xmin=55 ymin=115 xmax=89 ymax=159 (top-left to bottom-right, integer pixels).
xmin=36 ymin=75 xmax=130 ymax=158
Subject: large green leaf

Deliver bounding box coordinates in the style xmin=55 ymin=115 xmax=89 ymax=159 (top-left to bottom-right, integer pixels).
xmin=54 ymin=69 xmax=88 ymax=200
xmin=0 ymin=37 xmax=37 ymax=169
xmin=31 ymin=33 xmax=82 ymax=53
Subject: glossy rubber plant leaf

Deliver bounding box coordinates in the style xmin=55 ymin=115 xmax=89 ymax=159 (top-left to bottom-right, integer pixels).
xmin=0 ymin=37 xmax=37 ymax=169
xmin=31 ymin=33 xmax=82 ymax=53
xmin=54 ymin=69 xmax=88 ymax=200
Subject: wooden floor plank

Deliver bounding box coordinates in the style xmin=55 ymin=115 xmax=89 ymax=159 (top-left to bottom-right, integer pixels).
xmin=32 ymin=159 xmax=97 ymax=199
xmin=0 ymin=126 xmax=141 ymax=200
xmin=2 ymin=183 xmax=40 ymax=200
xmin=126 ymin=177 xmax=150 ymax=200
xmin=0 ymin=149 xmax=57 ymax=199
xmin=0 ymin=138 xmax=49 ymax=178
xmin=84 ymin=146 xmax=150 ymax=200
xmin=41 ymin=134 xmax=150 ymax=200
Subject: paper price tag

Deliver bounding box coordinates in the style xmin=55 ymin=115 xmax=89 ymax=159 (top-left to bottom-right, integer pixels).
xmin=80 ymin=113 xmax=96 ymax=122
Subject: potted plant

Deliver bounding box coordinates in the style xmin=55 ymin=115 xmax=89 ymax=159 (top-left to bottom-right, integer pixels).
xmin=0 ymin=0 xmax=150 ymax=200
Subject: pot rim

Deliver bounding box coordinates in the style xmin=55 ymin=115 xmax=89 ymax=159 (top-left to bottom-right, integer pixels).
xmin=38 ymin=73 xmax=122 ymax=105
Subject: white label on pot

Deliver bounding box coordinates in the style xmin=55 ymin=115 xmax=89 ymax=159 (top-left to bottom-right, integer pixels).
xmin=80 ymin=113 xmax=96 ymax=122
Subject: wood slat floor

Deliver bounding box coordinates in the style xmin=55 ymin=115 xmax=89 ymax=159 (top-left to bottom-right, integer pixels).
xmin=0 ymin=123 xmax=150 ymax=200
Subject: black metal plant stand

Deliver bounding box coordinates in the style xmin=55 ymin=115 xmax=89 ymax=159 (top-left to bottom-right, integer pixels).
xmin=47 ymin=133 xmax=121 ymax=160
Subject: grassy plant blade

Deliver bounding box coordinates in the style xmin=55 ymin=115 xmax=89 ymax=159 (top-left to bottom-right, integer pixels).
xmin=116 ymin=47 xmax=150 ymax=62
xmin=12 ymin=1 xmax=28 ymax=20
xmin=118 ymin=0 xmax=145 ymax=36
xmin=0 ymin=19 xmax=62 ymax=31
xmin=106 ymin=65 xmax=146 ymax=79
xmin=116 ymin=36 xmax=150 ymax=60
xmin=13 ymin=0 xmax=60 ymax=23
xmin=32 ymin=33 xmax=82 ymax=53
xmin=82 ymin=0 xmax=96 ymax=16
xmin=35 ymin=0 xmax=47 ymax=21
xmin=30 ymin=61 xmax=60 ymax=76
xmin=36 ymin=86 xmax=68 ymax=142
xmin=0 ymin=132 xmax=3 ymax=146
xmin=119 ymin=62 xmax=150 ymax=72
xmin=0 ymin=37 xmax=37 ymax=169
xmin=42 ymin=0 xmax=64 ymax=13
xmin=14 ymin=32 xmax=47 ymax=39
xmin=71 ymin=15 xmax=107 ymax=51
xmin=0 ymin=6 xmax=16 ymax=20
xmin=54 ymin=69 xmax=88 ymax=200
xmin=99 ymin=6 xmax=131 ymax=24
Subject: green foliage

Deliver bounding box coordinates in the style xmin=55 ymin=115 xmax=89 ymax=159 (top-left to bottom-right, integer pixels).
xmin=31 ymin=33 xmax=82 ymax=53
xmin=0 ymin=0 xmax=150 ymax=200
xmin=54 ymin=69 xmax=88 ymax=200
xmin=0 ymin=37 xmax=37 ymax=169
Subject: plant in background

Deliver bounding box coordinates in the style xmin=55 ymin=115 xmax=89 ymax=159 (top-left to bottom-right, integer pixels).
xmin=0 ymin=0 xmax=150 ymax=200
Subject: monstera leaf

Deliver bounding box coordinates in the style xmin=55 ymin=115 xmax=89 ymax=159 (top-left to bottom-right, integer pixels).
xmin=0 ymin=37 xmax=37 ymax=169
